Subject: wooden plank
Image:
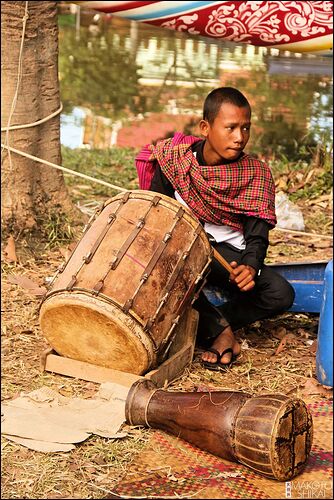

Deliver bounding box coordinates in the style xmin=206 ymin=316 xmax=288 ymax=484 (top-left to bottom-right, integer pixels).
xmin=44 ymin=352 xmax=143 ymax=387
xmin=43 ymin=343 xmax=193 ymax=389
xmin=146 ymin=342 xmax=194 ymax=387
xmin=168 ymin=308 xmax=198 ymax=358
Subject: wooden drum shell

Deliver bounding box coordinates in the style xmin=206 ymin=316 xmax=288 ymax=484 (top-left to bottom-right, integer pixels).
xmin=125 ymin=380 xmax=313 ymax=481
xmin=39 ymin=191 xmax=212 ymax=375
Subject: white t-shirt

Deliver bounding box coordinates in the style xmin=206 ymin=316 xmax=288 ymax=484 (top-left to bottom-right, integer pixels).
xmin=174 ymin=191 xmax=246 ymax=250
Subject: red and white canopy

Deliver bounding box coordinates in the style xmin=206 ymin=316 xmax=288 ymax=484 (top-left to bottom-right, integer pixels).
xmin=75 ymin=1 xmax=333 ymax=55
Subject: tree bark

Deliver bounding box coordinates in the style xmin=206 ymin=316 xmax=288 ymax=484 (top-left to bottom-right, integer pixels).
xmin=1 ymin=1 xmax=83 ymax=233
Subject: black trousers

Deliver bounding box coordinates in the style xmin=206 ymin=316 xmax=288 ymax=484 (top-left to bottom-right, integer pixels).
xmin=193 ymin=242 xmax=295 ymax=346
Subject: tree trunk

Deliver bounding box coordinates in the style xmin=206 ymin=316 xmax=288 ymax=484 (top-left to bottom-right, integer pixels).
xmin=1 ymin=1 xmax=83 ymax=234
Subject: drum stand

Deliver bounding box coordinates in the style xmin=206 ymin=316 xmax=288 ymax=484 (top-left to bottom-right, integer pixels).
xmin=40 ymin=307 xmax=199 ymax=388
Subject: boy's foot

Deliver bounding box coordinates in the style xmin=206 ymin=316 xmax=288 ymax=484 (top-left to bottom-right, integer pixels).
xmin=201 ymin=326 xmax=241 ymax=369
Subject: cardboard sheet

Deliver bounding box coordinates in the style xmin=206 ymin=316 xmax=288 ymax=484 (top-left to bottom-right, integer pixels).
xmin=1 ymin=382 xmax=130 ymax=452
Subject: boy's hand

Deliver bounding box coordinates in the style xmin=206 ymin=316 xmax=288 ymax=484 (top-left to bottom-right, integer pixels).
xmin=229 ymin=261 xmax=256 ymax=291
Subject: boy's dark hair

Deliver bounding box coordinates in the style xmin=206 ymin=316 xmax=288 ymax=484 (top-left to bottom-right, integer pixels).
xmin=203 ymin=87 xmax=251 ymax=124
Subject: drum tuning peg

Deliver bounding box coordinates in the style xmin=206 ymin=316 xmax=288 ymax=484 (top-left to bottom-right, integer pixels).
xmin=136 ymin=218 xmax=145 ymax=228
xmin=66 ymin=275 xmax=77 ymax=290
xmin=107 ymin=213 xmax=116 ymax=224
xmin=123 ymin=299 xmax=133 ymax=312
xmin=152 ymin=196 xmax=161 ymax=206
xmin=122 ymin=191 xmax=131 ymax=202
xmin=145 ymin=318 xmax=154 ymax=330
xmin=110 ymin=258 xmax=119 ymax=270
xmin=93 ymin=280 xmax=104 ymax=294
xmin=83 ymin=252 xmax=92 ymax=263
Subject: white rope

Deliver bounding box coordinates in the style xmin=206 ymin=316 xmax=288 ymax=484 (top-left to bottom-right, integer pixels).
xmin=2 ymin=1 xmax=29 ymax=169
xmin=1 ymin=103 xmax=63 ymax=132
xmin=273 ymin=226 xmax=333 ymax=239
xmin=1 ymin=142 xmax=127 ymax=192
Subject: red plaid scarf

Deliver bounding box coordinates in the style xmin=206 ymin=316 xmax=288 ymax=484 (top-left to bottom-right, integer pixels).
xmin=147 ymin=133 xmax=277 ymax=231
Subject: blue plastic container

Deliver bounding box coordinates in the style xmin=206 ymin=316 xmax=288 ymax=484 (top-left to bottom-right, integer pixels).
xmin=316 ymin=259 xmax=333 ymax=387
xmin=268 ymin=260 xmax=327 ymax=313
xmin=204 ymin=260 xmax=328 ymax=312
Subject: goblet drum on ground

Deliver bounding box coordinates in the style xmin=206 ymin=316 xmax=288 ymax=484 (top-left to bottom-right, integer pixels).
xmin=126 ymin=379 xmax=313 ymax=481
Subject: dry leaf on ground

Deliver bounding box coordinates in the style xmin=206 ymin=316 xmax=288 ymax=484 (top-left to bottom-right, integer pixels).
xmin=273 ymin=333 xmax=296 ymax=356
xmin=301 ymin=377 xmax=333 ymax=398
xmin=2 ymin=236 xmax=18 ymax=263
xmin=308 ymin=340 xmax=318 ymax=353
xmin=310 ymin=240 xmax=333 ymax=249
xmin=7 ymin=274 xmax=47 ymax=296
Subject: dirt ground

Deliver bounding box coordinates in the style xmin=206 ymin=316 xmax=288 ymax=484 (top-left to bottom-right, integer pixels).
xmin=1 ymin=194 xmax=333 ymax=499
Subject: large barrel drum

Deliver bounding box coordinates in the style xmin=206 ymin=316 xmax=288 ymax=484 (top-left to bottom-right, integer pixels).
xmin=39 ymin=190 xmax=212 ymax=375
xmin=126 ymin=379 xmax=313 ymax=481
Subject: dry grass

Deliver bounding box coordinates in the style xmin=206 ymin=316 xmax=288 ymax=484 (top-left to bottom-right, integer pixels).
xmin=1 ymin=197 xmax=332 ymax=499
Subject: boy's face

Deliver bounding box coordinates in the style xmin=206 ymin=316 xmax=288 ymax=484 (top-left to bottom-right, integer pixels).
xmin=200 ymin=102 xmax=251 ymax=164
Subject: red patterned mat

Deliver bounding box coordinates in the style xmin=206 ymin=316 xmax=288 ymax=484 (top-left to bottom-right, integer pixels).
xmin=113 ymin=400 xmax=333 ymax=499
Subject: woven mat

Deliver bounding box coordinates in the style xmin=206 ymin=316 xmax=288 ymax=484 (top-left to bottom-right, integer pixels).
xmin=113 ymin=399 xmax=333 ymax=499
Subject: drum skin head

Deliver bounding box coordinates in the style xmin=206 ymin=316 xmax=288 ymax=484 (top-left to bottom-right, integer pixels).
xmin=39 ymin=293 xmax=153 ymax=375
xmin=270 ymin=398 xmax=313 ymax=480
xmin=234 ymin=394 xmax=313 ymax=481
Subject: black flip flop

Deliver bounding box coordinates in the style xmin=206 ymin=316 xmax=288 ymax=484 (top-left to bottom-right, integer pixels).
xmin=202 ymin=347 xmax=237 ymax=371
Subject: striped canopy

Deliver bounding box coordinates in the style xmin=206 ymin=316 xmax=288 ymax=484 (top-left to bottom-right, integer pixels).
xmin=75 ymin=1 xmax=333 ymax=55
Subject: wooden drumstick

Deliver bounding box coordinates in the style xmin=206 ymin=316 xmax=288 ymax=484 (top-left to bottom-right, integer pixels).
xmin=212 ymin=247 xmax=234 ymax=274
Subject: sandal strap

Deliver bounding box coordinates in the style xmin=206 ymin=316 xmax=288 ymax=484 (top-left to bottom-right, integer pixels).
xmin=220 ymin=347 xmax=234 ymax=358
xmin=204 ymin=347 xmax=222 ymax=363
xmin=204 ymin=347 xmax=234 ymax=363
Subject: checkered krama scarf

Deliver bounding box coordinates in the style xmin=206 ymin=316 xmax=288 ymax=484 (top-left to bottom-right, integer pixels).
xmin=148 ymin=133 xmax=277 ymax=231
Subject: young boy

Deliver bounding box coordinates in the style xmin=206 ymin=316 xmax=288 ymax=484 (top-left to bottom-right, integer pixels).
xmin=135 ymin=87 xmax=295 ymax=370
